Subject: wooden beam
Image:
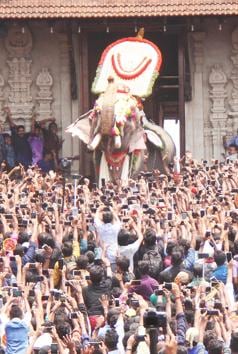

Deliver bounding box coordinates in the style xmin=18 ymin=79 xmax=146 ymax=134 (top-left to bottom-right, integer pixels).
xmin=78 ymin=32 xmax=91 ymax=176
xmin=178 ymin=32 xmax=186 ymax=157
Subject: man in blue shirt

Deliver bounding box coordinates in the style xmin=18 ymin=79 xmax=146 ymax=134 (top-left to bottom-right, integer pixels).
xmin=5 ymin=305 xmax=29 ymax=354
xmin=212 ymin=250 xmax=228 ymax=284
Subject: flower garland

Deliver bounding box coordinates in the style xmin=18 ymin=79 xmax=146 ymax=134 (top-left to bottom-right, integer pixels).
xmin=111 ymin=52 xmax=152 ymax=80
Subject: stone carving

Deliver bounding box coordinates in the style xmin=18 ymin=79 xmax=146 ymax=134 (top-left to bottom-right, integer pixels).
xmin=35 ymin=68 xmax=53 ymax=118
xmin=5 ymin=25 xmax=34 ymax=130
xmin=228 ymin=27 xmax=238 ymax=138
xmin=209 ymin=64 xmax=228 ymax=159
xmin=4 ymin=24 xmax=32 ymax=58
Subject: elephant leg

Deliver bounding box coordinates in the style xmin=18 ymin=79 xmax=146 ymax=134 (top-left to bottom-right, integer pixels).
xmin=130 ymin=150 xmax=144 ymax=178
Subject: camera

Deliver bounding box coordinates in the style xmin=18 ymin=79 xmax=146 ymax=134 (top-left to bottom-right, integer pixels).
xmin=143 ymin=310 xmax=167 ymax=330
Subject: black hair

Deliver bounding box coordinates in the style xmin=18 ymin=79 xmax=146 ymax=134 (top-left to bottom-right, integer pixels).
xmin=171 ymin=247 xmax=184 ymax=265
xmin=18 ymin=232 xmax=30 ymax=244
xmin=105 ymin=329 xmax=119 ymax=351
xmin=89 ymin=265 xmax=103 ymax=284
xmin=208 ymin=339 xmax=223 ymax=354
xmin=117 ymin=229 xmax=131 ymax=246
xmin=102 ymin=211 xmax=113 ymax=224
xmin=138 ymin=260 xmax=149 ymax=275
xmin=76 ymin=255 xmax=89 ymax=269
xmin=56 ymin=322 xmax=71 ymax=339
xmin=61 ymin=242 xmax=73 ymax=257
xmin=214 ymin=250 xmax=226 ymax=266
xmin=144 ymin=228 xmax=156 ymax=246
xmin=16 ymin=125 xmax=25 ymax=131
xmin=116 ymin=256 xmax=130 ymax=272
xmin=193 ymin=263 xmax=203 ymax=278
xmin=166 ymin=241 xmax=176 ymax=256
xmin=9 ymin=305 xmax=23 ymax=320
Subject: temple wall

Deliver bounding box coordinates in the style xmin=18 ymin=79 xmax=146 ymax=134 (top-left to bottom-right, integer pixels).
xmin=0 ymin=22 xmax=80 ymax=171
xmin=186 ymin=17 xmax=238 ymax=161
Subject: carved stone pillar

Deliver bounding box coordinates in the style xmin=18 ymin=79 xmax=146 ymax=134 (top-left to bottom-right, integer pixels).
xmin=4 ymin=24 xmax=34 ymax=131
xmin=35 ymin=68 xmax=53 ymax=119
xmin=229 ymin=27 xmax=238 ymax=138
xmin=209 ymin=64 xmax=228 ymax=159
xmin=187 ymin=32 xmax=206 ymax=159
xmin=58 ymin=34 xmax=72 ymax=158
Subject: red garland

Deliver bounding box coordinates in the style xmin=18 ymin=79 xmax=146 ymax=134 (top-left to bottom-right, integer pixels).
xmin=111 ymin=53 xmax=152 ymax=80
xmin=99 ymin=37 xmax=162 ymax=72
xmin=105 ymin=150 xmax=128 ymax=168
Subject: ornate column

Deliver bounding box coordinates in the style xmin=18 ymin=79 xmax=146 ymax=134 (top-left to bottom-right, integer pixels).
xmin=35 ymin=68 xmax=54 ymax=119
xmin=0 ymin=73 xmax=5 ymax=122
xmin=58 ymin=34 xmax=72 ymax=158
xmin=228 ymin=27 xmax=238 ymax=138
xmin=4 ymin=24 xmax=34 ymax=131
xmin=187 ymin=32 xmax=206 ymax=159
xmin=208 ymin=64 xmax=228 ymax=159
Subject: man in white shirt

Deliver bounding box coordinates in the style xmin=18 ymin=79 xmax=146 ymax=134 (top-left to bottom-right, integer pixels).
xmin=94 ymin=206 xmax=121 ymax=270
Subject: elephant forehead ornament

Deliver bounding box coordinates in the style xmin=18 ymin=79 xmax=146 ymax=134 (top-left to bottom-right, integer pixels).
xmin=92 ymin=30 xmax=162 ymax=98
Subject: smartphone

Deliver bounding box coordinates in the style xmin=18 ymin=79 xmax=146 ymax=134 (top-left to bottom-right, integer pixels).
xmin=226 ymin=252 xmax=232 ymax=263
xmin=42 ymin=295 xmax=49 ymax=301
xmin=72 ymin=270 xmax=81 ymax=276
xmin=5 ymin=214 xmax=12 ymax=220
xmin=164 ymin=283 xmax=172 ymax=291
xmin=12 ymin=289 xmax=22 ymax=297
xmin=101 ymin=178 xmax=106 ymax=187
xmin=205 ymin=231 xmax=211 ymax=238
xmin=200 ymin=209 xmax=205 ymax=218
xmin=85 ymin=275 xmax=90 ymax=281
xmin=181 ymin=212 xmax=188 ymax=220
xmin=198 ymin=253 xmax=209 ymax=259
xmin=115 ymin=298 xmax=120 ymax=307
xmin=131 ymin=299 xmax=140 ymax=308
xmin=31 ymin=212 xmax=36 ymax=219
xmin=69 ymin=312 xmax=78 ymax=319
xmin=167 ymin=212 xmax=173 ymax=221
xmin=130 ymin=280 xmax=141 ymax=286
xmin=207 ymin=309 xmax=219 ymax=316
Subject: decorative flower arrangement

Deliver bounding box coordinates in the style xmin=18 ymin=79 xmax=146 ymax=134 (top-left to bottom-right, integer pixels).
xmin=91 ymin=88 xmax=139 ymax=138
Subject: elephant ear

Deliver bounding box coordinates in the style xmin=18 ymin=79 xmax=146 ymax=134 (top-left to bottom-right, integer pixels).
xmin=66 ymin=110 xmax=92 ymax=145
xmin=144 ymin=129 xmax=164 ymax=149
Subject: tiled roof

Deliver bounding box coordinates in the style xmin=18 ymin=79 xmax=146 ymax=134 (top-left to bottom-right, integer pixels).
xmin=0 ymin=0 xmax=237 ymax=19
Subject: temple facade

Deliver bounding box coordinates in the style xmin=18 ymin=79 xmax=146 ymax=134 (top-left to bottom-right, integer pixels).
xmin=0 ymin=1 xmax=236 ymax=175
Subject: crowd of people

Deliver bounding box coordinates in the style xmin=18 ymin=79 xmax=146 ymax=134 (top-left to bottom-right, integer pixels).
xmin=0 ymin=107 xmax=62 ymax=172
xmin=0 ymin=127 xmax=237 ymax=354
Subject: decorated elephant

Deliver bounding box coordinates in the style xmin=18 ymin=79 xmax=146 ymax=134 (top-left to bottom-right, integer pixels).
xmin=66 ymin=30 xmax=176 ymax=184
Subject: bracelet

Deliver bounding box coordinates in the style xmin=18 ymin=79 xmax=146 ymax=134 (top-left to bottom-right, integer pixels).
xmin=126 ymin=348 xmax=132 ymax=351
xmin=175 ymin=296 xmax=181 ymax=301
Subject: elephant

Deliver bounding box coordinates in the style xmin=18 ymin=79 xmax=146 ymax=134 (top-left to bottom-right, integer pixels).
xmin=66 ymin=79 xmax=176 ymax=185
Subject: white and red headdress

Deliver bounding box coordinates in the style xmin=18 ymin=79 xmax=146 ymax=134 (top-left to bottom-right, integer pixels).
xmin=92 ymin=33 xmax=162 ymax=98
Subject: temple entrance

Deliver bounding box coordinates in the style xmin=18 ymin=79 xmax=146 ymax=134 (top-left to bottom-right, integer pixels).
xmin=79 ymin=27 xmax=185 ymax=177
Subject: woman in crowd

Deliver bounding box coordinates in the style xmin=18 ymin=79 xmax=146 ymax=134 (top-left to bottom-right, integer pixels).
xmin=0 ymin=152 xmax=236 ymax=353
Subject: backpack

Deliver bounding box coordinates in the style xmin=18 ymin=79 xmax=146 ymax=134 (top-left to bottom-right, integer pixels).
xmin=142 ymin=249 xmax=162 ymax=279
